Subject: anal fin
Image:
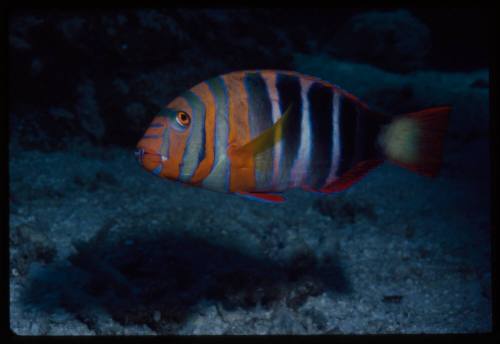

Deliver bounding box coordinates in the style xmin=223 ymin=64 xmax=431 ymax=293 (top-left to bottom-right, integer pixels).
xmin=235 ymin=191 xmax=286 ymax=203
xmin=320 ymin=159 xmax=383 ymax=193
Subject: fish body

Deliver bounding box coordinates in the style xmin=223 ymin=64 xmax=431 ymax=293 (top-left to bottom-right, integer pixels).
xmin=136 ymin=70 xmax=450 ymax=202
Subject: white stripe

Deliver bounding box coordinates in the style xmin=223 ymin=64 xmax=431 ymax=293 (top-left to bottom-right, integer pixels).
xmin=202 ymin=80 xmax=229 ymax=192
xmin=290 ymin=79 xmax=313 ymax=187
xmin=325 ymin=92 xmax=341 ymax=186
xmin=179 ymin=99 xmax=203 ymax=182
xmin=263 ymin=74 xmax=283 ymax=190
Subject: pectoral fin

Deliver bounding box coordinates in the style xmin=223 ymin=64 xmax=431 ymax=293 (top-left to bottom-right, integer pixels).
xmin=231 ymin=103 xmax=292 ymax=159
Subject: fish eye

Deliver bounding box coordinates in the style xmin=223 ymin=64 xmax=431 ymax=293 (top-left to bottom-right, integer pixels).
xmin=176 ymin=111 xmax=191 ymax=127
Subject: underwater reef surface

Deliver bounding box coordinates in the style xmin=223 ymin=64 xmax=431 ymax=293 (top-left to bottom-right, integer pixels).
xmin=327 ymin=10 xmax=431 ymax=73
xmin=9 ymin=8 xmax=490 ymax=335
xmin=9 ymin=51 xmax=490 ymax=334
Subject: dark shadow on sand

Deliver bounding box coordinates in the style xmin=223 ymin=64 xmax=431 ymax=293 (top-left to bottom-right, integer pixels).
xmin=21 ymin=220 xmax=350 ymax=333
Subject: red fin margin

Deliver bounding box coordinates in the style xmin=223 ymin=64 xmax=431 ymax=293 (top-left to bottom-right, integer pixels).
xmin=320 ymin=159 xmax=383 ymax=193
xmin=236 ymin=191 xmax=286 ymax=203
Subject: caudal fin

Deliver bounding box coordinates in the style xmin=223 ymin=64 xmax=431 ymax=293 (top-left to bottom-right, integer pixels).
xmin=378 ymin=106 xmax=451 ymax=177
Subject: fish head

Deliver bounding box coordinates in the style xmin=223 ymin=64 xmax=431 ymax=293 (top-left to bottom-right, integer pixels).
xmin=135 ymin=96 xmax=197 ymax=181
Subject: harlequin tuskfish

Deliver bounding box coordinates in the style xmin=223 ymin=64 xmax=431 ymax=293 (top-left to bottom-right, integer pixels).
xmin=135 ymin=70 xmax=450 ymax=203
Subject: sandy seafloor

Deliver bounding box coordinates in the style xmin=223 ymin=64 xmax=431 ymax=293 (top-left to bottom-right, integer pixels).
xmin=9 ymin=54 xmax=491 ymax=335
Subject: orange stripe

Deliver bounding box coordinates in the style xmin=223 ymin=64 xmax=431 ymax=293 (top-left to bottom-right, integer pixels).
xmin=162 ymin=97 xmax=192 ymax=180
xmin=190 ymin=82 xmax=216 ymax=184
xmin=223 ymin=72 xmax=255 ymax=192
xmin=136 ymin=116 xmax=167 ymax=154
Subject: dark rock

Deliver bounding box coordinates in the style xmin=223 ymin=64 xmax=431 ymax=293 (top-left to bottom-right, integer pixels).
xmin=10 ymin=222 xmax=56 ymax=276
xmin=364 ymin=84 xmax=420 ymax=114
xmin=9 ymin=10 xmax=296 ymax=150
xmin=90 ymin=171 xmax=119 ymax=190
xmin=418 ymin=248 xmax=431 ymax=259
xmin=470 ymin=79 xmax=489 ymax=89
xmin=480 ymin=272 xmax=491 ymax=300
xmin=76 ymin=78 xmax=105 ymax=140
xmin=303 ymin=308 xmax=328 ymax=331
xmin=404 ymin=225 xmax=415 ymax=239
xmin=382 ymin=295 xmax=403 ymax=303
xmin=48 ymin=107 xmax=74 ymax=120
xmin=329 ymin=10 xmax=430 ymax=73
xmin=8 ymin=14 xmax=45 ymax=50
xmin=314 ymin=196 xmax=376 ymax=225
xmin=286 ymin=278 xmax=324 ymax=310
xmin=124 ymin=101 xmax=147 ymax=128
xmin=73 ymin=170 xmax=118 ymax=192
xmin=288 ymin=249 xmax=317 ymax=282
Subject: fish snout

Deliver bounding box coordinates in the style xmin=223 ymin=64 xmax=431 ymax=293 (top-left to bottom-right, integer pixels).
xmin=134 ymin=146 xmax=165 ymax=176
xmin=134 ymin=148 xmax=145 ymax=165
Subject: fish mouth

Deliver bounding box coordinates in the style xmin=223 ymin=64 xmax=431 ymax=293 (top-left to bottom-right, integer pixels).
xmin=134 ymin=148 xmax=168 ymax=176
xmin=134 ymin=148 xmax=145 ymax=164
xmin=135 ymin=149 xmax=168 ymax=164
